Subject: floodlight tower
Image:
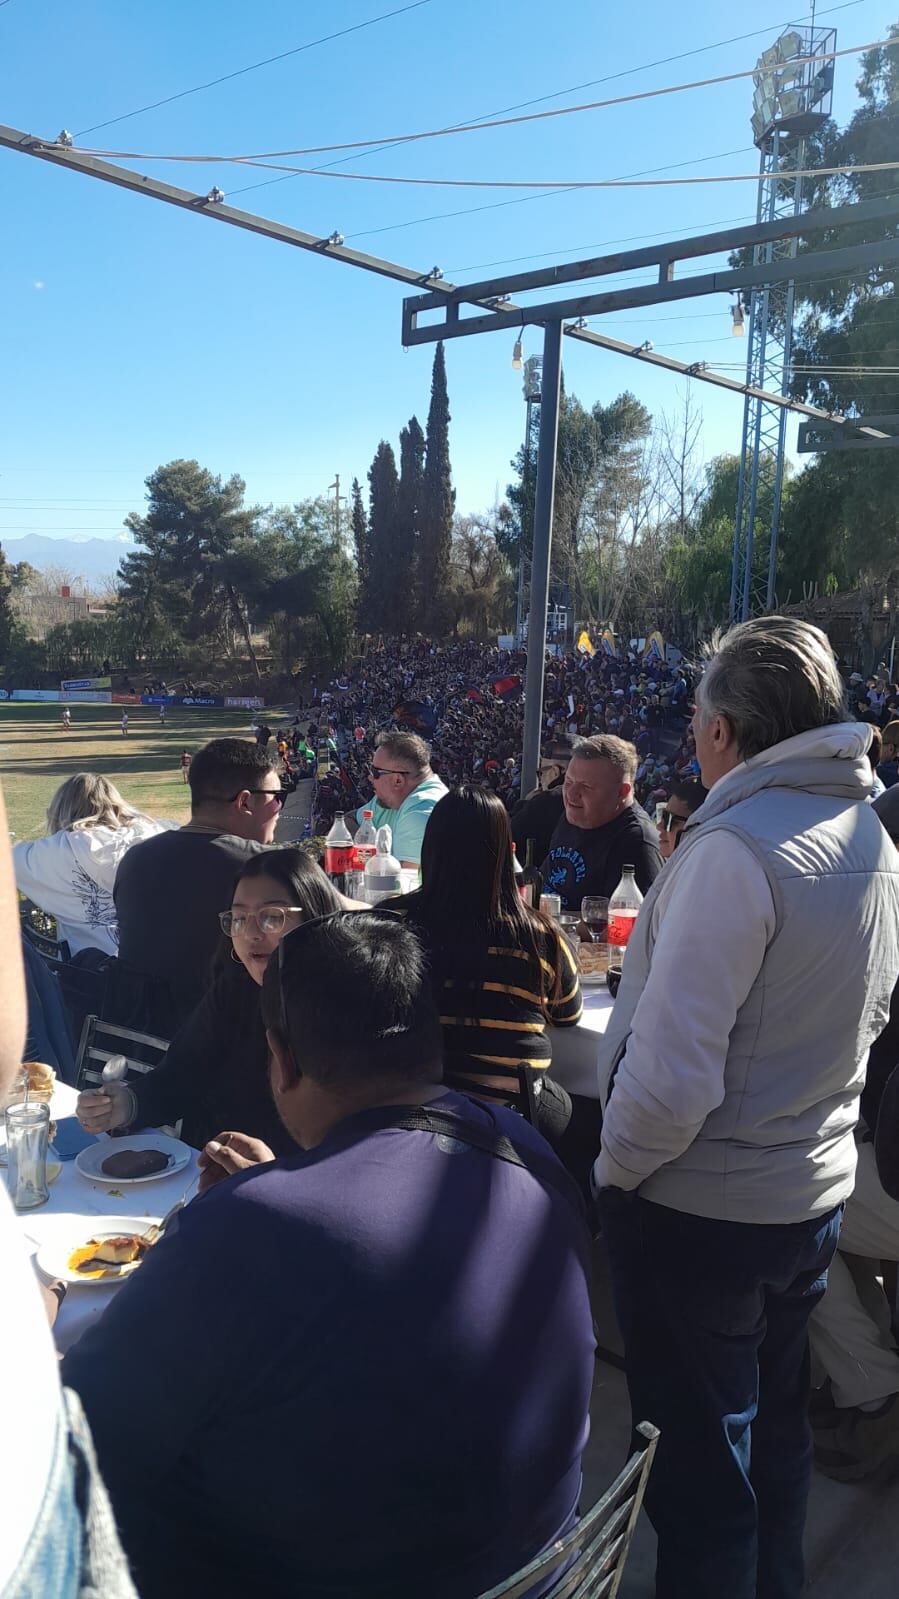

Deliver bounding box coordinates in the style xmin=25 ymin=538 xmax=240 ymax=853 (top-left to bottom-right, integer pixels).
xmin=729 ymin=19 xmax=836 ymax=621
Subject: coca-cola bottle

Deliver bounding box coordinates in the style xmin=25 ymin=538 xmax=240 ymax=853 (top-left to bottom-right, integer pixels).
xmin=607 ymin=865 xmax=643 ymax=982
xmin=324 ymin=812 xmax=354 ymax=895
xmin=353 ymin=809 xmax=378 ymax=870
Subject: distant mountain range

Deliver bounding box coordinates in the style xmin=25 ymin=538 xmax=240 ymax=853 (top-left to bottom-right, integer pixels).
xmin=0 ymin=532 xmax=135 ymax=583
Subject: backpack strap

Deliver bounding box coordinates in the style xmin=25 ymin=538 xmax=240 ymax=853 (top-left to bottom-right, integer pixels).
xmin=383 ymin=1104 xmax=585 ymax=1220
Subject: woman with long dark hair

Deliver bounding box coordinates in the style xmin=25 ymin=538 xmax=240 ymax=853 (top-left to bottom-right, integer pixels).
xmin=76 ymin=849 xmax=341 ymax=1153
xmin=394 ymin=785 xmax=582 ymax=1143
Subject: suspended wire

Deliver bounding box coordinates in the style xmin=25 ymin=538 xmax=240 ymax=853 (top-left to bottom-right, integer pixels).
xmin=73 ymin=1 xmax=436 ymax=138
xmin=68 ymin=148 xmax=899 ymax=189
xmin=82 ymin=35 xmax=893 ymax=164
xmin=223 ymin=3 xmax=865 ymax=201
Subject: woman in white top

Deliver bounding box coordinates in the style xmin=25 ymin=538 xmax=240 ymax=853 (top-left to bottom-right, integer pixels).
xmin=13 ymin=774 xmax=174 ymax=958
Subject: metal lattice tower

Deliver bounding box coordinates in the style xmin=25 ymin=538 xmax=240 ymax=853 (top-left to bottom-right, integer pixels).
xmin=730 ymin=23 xmax=836 ymax=621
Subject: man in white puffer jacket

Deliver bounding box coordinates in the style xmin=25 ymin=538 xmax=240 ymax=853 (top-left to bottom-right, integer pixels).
xmin=594 ymin=617 xmax=899 ymax=1599
xmin=14 ymin=774 xmax=175 ymax=958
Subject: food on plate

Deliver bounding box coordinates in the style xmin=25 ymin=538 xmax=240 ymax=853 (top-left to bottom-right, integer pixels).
xmin=22 ymin=1061 xmax=56 ymax=1098
xmin=577 ymin=944 xmax=608 ymax=978
xmin=101 ymin=1148 xmax=170 ymax=1179
xmin=68 ymin=1234 xmax=150 ymax=1278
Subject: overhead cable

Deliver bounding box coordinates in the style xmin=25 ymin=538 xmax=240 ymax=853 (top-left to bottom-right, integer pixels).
xmin=80 ymin=35 xmax=893 ymax=163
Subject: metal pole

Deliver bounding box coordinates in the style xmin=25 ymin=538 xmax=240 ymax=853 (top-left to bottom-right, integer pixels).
xmin=521 ymin=320 xmax=563 ymax=798
xmin=515 ymin=398 xmax=532 ymax=645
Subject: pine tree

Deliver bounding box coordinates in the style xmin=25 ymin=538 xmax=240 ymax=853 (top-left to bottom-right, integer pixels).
xmin=419 ymin=342 xmax=455 ymax=634
xmin=396 ymin=416 xmax=425 ymax=635
xmin=0 ymin=543 xmax=14 ymax=665
xmin=350 ymin=477 xmax=371 ymax=629
xmin=367 ymin=441 xmax=400 ymax=635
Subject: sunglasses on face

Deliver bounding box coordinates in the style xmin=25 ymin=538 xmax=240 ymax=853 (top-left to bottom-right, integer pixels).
xmin=220 ymin=906 xmax=304 ymax=938
xmin=226 ymin=788 xmax=285 ymax=808
xmin=660 ymin=810 xmax=689 ymax=831
xmin=367 ymin=764 xmax=413 ymax=779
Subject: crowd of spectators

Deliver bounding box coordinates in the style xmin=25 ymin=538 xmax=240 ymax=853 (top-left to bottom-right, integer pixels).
xmin=310 ymin=636 xmax=695 ymax=832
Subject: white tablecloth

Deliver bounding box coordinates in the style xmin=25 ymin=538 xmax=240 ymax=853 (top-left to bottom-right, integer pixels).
xmin=549 ymin=985 xmax=616 ymax=1099
xmin=12 ymin=1084 xmax=200 ymax=1353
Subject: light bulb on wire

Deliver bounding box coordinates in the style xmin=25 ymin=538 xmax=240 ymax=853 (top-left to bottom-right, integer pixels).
xmin=511 ymin=337 xmax=523 ymax=371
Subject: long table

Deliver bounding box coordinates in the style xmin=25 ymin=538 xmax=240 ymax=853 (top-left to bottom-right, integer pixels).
xmin=12 ymin=1084 xmax=200 ymax=1353
xmin=550 ymin=984 xmax=615 ymax=1099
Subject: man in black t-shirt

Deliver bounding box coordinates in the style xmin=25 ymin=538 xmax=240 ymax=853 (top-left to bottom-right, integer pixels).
xmin=541 ymin=734 xmax=661 ymax=910
xmin=109 ymin=739 xmax=281 ymax=1036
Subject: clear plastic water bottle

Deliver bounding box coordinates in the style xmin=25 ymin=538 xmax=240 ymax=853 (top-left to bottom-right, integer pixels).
xmin=364 ymin=825 xmax=403 ymax=904
xmin=353 ymin=809 xmax=378 ymax=870
xmin=607 ymin=865 xmax=643 ymax=976
xmin=324 ymin=812 xmax=354 ymax=895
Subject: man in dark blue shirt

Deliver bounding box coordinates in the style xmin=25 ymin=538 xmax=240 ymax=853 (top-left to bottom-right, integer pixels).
xmin=63 ymin=913 xmax=595 ymax=1599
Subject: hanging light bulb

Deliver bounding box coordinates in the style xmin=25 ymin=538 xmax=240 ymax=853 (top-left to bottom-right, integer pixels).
xmin=511 ymin=337 xmax=523 ymax=371
xmin=731 ymin=301 xmax=746 ymax=336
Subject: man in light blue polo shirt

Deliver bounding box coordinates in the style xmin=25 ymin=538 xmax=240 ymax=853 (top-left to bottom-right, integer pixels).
xmin=357 ymin=731 xmax=447 ymax=867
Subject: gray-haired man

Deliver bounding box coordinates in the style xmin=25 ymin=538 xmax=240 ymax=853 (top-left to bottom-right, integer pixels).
xmin=594 ymin=617 xmax=899 ymax=1599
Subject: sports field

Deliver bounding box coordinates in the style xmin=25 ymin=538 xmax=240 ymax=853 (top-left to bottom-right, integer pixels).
xmin=0 ymin=702 xmax=266 ymax=843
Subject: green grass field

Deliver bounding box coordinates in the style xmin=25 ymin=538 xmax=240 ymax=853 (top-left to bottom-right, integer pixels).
xmin=0 ymin=702 xmax=269 ymax=842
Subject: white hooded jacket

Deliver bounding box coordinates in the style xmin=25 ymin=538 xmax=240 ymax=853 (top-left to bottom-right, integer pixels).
xmin=14 ymin=816 xmax=175 ymax=958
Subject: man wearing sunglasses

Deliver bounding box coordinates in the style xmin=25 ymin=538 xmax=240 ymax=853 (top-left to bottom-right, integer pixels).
xmin=109 ymin=739 xmax=282 ymax=1036
xmin=356 ymin=730 xmax=447 ymax=868
xmin=64 ymin=912 xmax=595 ymax=1599
xmin=657 ymin=777 xmax=708 ymax=862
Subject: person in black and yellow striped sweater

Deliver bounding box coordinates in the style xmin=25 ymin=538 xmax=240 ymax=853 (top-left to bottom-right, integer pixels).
xmin=392 ymin=784 xmax=582 ymax=1145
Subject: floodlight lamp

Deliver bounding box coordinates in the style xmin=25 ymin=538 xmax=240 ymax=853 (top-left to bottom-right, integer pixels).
xmin=429 ymin=266 xmax=444 ymax=280
xmin=57 ymin=129 xmax=74 ymax=147
xmin=636 ymin=340 xmax=653 ymax=353
xmin=327 ymin=231 xmax=345 ymax=247
xmin=731 ymin=302 xmax=746 ymax=336
xmin=777 ymin=30 xmax=804 ymax=62
xmin=512 ymin=337 xmax=523 ymax=370
xmin=777 ymin=89 xmax=804 ymax=120
xmin=206 ymin=187 xmax=225 ymax=204
xmin=758 ymin=44 xmax=780 ymax=72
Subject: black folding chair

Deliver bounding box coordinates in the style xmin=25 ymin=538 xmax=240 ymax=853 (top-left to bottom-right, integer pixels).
xmin=475 ymin=1423 xmax=658 ymax=1599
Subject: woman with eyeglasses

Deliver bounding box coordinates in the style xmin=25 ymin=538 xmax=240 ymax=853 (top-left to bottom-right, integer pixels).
xmin=390 ymin=785 xmax=582 ymax=1145
xmin=76 ymin=850 xmax=341 ymax=1153
xmin=657 ymin=777 xmax=708 ymax=861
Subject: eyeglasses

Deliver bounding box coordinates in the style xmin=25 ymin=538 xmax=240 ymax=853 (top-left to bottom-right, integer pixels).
xmin=367 ymin=764 xmax=413 ymax=779
xmin=228 ymin=787 xmax=285 ymax=807
xmin=659 ymin=809 xmax=689 ymax=831
xmin=219 ymin=906 xmax=305 ymax=938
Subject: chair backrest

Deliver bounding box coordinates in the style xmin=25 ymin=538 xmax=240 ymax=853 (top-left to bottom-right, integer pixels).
xmin=74 ymin=1014 xmax=170 ymax=1091
xmin=21 ymin=915 xmax=71 ymax=966
xmin=475 ymin=1422 xmax=659 ymax=1599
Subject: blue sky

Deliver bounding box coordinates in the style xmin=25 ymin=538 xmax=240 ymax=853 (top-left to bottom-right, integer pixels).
xmin=0 ymin=0 xmax=894 ymax=549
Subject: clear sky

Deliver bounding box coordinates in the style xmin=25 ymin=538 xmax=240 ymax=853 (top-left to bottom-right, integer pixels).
xmin=0 ymin=0 xmax=894 ymax=547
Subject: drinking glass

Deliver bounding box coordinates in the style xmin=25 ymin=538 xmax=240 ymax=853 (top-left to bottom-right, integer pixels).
xmin=581 ymin=897 xmax=610 ymax=945
xmin=5 ymin=1102 xmax=50 ymax=1211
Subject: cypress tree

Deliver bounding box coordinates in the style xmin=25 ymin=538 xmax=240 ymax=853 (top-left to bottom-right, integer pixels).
xmin=419 ymin=342 xmax=455 ymax=633
xmin=367 ymin=441 xmax=400 ymax=635
xmin=396 ymin=415 xmax=425 ymax=635
xmin=350 ymin=477 xmax=371 ymax=629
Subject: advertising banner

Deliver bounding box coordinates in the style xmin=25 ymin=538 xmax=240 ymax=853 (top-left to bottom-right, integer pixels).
xmin=225 ymin=696 xmax=265 ymax=710
xmin=0 ymin=690 xmax=8 ymax=700
xmin=60 ymin=690 xmax=112 ymax=703
xmin=180 ymin=695 xmax=224 ymax=708
xmin=140 ymin=695 xmax=177 ymax=706
xmin=61 ymin=676 xmax=112 ymax=692
xmin=112 ymin=693 xmax=142 ymax=705
xmin=12 ymin=689 xmax=60 ymax=702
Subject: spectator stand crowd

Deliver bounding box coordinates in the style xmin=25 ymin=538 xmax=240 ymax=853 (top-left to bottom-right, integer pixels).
xmin=308 ymin=636 xmax=695 ymax=834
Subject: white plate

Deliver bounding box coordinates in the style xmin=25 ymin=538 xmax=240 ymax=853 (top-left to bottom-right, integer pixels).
xmin=36 ymin=1216 xmax=161 ymax=1286
xmin=75 ymin=1131 xmax=192 ymax=1186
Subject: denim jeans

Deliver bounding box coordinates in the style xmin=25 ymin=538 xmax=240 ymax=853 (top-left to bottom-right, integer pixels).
xmin=596 ymin=1191 xmax=842 ymax=1599
xmin=4 ymin=1407 xmax=82 ymax=1599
